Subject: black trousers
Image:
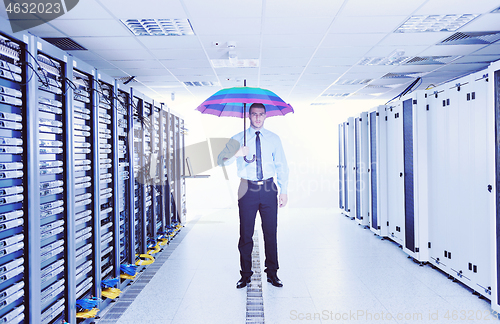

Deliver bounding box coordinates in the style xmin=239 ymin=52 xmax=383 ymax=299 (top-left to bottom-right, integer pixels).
xmin=238 ymin=178 xmax=279 ymax=277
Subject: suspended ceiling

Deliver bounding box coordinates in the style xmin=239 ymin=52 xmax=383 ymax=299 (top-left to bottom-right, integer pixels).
xmin=1 ymin=0 xmax=500 ymax=109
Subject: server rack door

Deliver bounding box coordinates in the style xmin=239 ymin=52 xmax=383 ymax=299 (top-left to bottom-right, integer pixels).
xmin=426 ymin=86 xmax=449 ymax=272
xmin=116 ymin=87 xmax=134 ymax=268
xmin=342 ymin=122 xmax=349 ymax=213
xmin=359 ymin=112 xmax=369 ymax=227
xmin=174 ymin=116 xmax=182 ymax=224
xmin=0 ymin=32 xmax=28 ymax=324
xmin=131 ymin=93 xmax=145 ymax=256
xmin=180 ymin=119 xmax=186 ymax=224
xmin=152 ymin=103 xmax=162 ymax=247
xmin=36 ymin=43 xmax=75 ymax=324
xmin=369 ymin=111 xmax=378 ymax=232
xmin=468 ymin=74 xmax=491 ymax=296
xmin=493 ymin=65 xmax=500 ymax=313
xmin=402 ymin=99 xmax=415 ymax=253
xmin=346 ymin=117 xmax=355 ymax=217
xmin=377 ymin=107 xmax=389 ymax=237
xmin=95 ymin=74 xmax=120 ymax=295
xmin=355 ymin=117 xmax=361 ymax=221
xmin=71 ymin=63 xmax=99 ymax=322
xmin=338 ymin=124 xmax=344 ymax=210
xmin=386 ymin=105 xmax=405 ymax=245
xmin=143 ymin=99 xmax=154 ymax=252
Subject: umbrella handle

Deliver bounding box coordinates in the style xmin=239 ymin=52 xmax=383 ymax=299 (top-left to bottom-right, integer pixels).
xmin=244 ymin=155 xmax=256 ymax=163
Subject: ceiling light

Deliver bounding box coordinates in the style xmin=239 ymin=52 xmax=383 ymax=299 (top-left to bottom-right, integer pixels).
xmin=337 ymin=79 xmax=372 ymax=85
xmin=359 ymin=50 xmax=408 ymax=66
xmin=183 ymin=81 xmax=219 ymax=87
xmin=321 ymin=93 xmax=350 ymax=97
xmin=121 ymin=19 xmax=194 ymax=36
xmin=395 ymin=14 xmax=479 ymax=33
xmin=211 ymin=59 xmax=259 ymax=68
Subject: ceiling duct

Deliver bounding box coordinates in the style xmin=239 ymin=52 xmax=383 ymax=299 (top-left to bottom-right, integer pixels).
xmin=404 ymin=56 xmax=454 ymax=65
xmin=439 ymin=31 xmax=500 ymax=45
xmin=42 ymin=37 xmax=87 ymax=51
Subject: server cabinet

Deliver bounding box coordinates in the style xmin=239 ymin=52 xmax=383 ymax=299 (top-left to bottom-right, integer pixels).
xmin=400 ymin=92 xmax=428 ymax=263
xmin=338 ymin=123 xmax=345 ymax=210
xmin=151 ymin=102 xmax=162 ymax=245
xmin=344 ymin=117 xmax=355 ymax=218
xmin=179 ymin=118 xmax=187 ymax=224
xmin=355 ymin=112 xmax=369 ymax=227
xmin=0 ymin=31 xmax=28 ymax=324
xmin=115 ymin=85 xmax=134 ymax=282
xmin=367 ymin=106 xmax=388 ymax=237
xmin=427 ymin=70 xmax=490 ymax=298
xmin=386 ymin=103 xmax=405 ymax=245
xmin=490 ymin=60 xmax=500 ymax=314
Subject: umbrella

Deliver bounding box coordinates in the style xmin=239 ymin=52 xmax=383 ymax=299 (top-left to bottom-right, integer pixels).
xmin=196 ymin=80 xmax=293 ymax=163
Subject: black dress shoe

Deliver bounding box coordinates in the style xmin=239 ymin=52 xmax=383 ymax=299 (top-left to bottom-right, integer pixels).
xmin=267 ymin=275 xmax=283 ymax=287
xmin=236 ymin=276 xmax=251 ymax=289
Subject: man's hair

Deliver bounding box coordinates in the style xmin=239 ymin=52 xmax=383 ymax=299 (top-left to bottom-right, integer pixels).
xmin=249 ymin=103 xmax=266 ymax=114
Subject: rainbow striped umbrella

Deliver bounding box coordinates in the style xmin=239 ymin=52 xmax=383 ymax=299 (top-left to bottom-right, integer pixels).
xmin=196 ymin=86 xmax=294 ymax=117
xmin=196 ymin=83 xmax=294 ymax=163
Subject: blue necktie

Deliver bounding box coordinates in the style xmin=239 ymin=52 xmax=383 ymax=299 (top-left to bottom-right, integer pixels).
xmin=255 ymin=131 xmax=263 ymax=180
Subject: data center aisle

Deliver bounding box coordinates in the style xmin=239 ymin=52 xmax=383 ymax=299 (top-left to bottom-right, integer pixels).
xmin=109 ymin=208 xmax=491 ymax=324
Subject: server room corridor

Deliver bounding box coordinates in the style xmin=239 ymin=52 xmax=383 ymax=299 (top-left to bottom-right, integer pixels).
xmin=99 ymin=208 xmax=491 ymax=324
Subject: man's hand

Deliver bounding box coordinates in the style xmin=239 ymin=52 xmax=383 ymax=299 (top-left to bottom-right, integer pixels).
xmin=279 ymin=194 xmax=288 ymax=208
xmin=234 ymin=146 xmax=249 ymax=157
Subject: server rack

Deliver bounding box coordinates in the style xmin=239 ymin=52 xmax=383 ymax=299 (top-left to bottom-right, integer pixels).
xmin=490 ymin=60 xmax=500 ymax=314
xmin=160 ymin=107 xmax=171 ymax=237
xmin=95 ymin=72 xmax=120 ymax=307
xmin=355 ymin=112 xmax=369 ymax=227
xmin=151 ymin=102 xmax=161 ymax=247
xmin=400 ymin=92 xmax=428 ymax=263
xmin=35 ymin=38 xmax=75 ymax=324
xmin=115 ymin=85 xmax=134 ymax=284
xmin=343 ymin=117 xmax=355 ymax=218
xmin=385 ymin=103 xmax=405 ymax=246
xmin=0 ymin=31 xmax=28 ymax=324
xmin=338 ymin=123 xmax=345 ymax=211
xmin=367 ymin=106 xmax=388 ymax=237
xmin=179 ymin=118 xmax=187 ymax=224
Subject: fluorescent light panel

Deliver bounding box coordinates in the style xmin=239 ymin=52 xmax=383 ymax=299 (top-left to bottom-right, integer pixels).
xmin=121 ymin=19 xmax=194 ymax=36
xmin=184 ymin=81 xmax=219 ymax=87
xmin=395 ymin=14 xmax=479 ymax=33
xmin=211 ymin=59 xmax=260 ymax=68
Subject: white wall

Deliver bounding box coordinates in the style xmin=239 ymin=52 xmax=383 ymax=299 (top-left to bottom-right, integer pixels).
xmin=176 ymin=99 xmax=385 ymax=210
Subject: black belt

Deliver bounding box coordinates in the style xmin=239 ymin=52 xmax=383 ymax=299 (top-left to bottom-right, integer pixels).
xmin=241 ymin=178 xmax=273 ymax=185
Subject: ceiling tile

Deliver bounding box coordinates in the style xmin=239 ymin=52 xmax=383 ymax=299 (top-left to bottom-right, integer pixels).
xmin=414 ymin=0 xmax=500 ymax=15
xmin=261 ymin=47 xmax=316 ymax=59
xmin=459 ymin=13 xmax=500 ymax=31
xmin=159 ymin=59 xmax=212 ymax=69
xmin=263 ymin=17 xmax=333 ymax=35
xmin=322 ymin=33 xmax=386 ymax=47
xmin=260 ymin=58 xmax=308 ymax=67
xmin=50 ymin=19 xmax=131 ymax=37
xmin=93 ymin=49 xmax=155 ymax=60
xmin=420 ymin=44 xmax=487 ymax=56
xmin=329 ymin=16 xmax=407 ymax=34
xmin=97 ymin=0 xmax=188 ymax=19
xmin=472 ymin=44 xmax=500 ymax=55
xmin=71 ymin=36 xmax=142 ymax=50
xmin=314 ymin=47 xmax=371 ymax=58
xmin=169 ymin=67 xmax=215 ymax=76
xmin=261 ymin=34 xmax=324 ymax=48
xmin=110 ymin=60 xmax=164 ymax=69
xmin=378 ymin=32 xmax=453 ymax=46
xmin=198 ymin=35 xmax=261 ymax=50
xmin=184 ymin=0 xmax=262 ymax=18
xmin=190 ymin=18 xmax=261 ymax=35
xmin=151 ymin=48 xmax=208 ymax=60
xmin=54 ymin=0 xmax=113 ymax=19
xmin=265 ymin=0 xmax=343 ymax=17
xmin=340 ymin=0 xmax=427 ymax=16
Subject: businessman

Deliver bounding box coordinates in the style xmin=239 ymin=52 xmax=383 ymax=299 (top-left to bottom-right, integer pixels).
xmin=217 ymin=103 xmax=289 ymax=289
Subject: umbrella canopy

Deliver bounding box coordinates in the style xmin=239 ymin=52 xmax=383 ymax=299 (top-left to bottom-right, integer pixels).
xmin=196 ymin=83 xmax=294 ymax=163
xmin=196 ymin=86 xmax=294 ymax=117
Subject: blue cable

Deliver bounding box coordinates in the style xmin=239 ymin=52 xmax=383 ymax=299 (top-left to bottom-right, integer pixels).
xmin=76 ymin=297 xmax=102 ymax=310
xmin=101 ymin=278 xmax=119 ymax=288
xmin=120 ymin=264 xmax=138 ymax=276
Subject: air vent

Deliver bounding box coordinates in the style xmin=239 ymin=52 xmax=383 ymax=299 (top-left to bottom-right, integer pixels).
xmin=321 ymin=93 xmax=350 ymax=97
xmin=42 ymin=37 xmax=87 ymax=51
xmin=184 ymin=81 xmax=219 ymax=87
xmin=382 ymin=72 xmax=426 ymax=79
xmin=116 ymin=76 xmax=138 ymax=83
xmin=404 ymin=56 xmax=453 ymax=65
xmin=121 ymin=19 xmax=194 ymax=36
xmin=439 ymin=31 xmax=500 ymax=45
xmin=395 ymin=14 xmax=479 ymax=33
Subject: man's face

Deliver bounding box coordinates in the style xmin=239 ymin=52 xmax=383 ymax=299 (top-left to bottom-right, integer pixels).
xmin=249 ymin=107 xmax=266 ymax=130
